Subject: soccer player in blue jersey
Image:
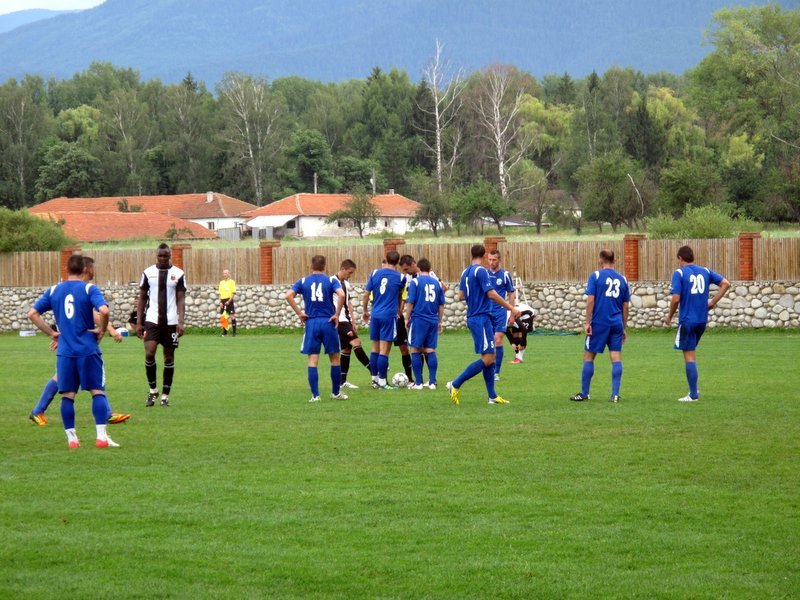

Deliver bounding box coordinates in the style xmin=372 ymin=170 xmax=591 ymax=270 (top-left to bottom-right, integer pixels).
xmin=286 ymin=254 xmax=346 ymax=403
xmin=486 ymin=250 xmax=515 ymax=381
xmin=403 ymin=258 xmax=445 ymax=390
xmin=362 ymin=251 xmax=405 ymax=389
xmin=664 ymin=245 xmax=731 ymax=402
xmin=570 ymin=250 xmax=630 ymax=403
xmin=27 ymin=255 xmax=121 ymax=449
xmin=447 ymin=245 xmax=521 ymax=405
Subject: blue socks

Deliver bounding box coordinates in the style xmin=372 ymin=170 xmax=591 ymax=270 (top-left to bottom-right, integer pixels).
xmin=411 ymin=352 xmax=423 ymax=385
xmin=308 ymin=366 xmax=319 ymax=397
xmin=92 ymin=394 xmax=109 ymax=424
xmin=33 ymin=377 xmax=59 ymax=415
xmin=330 ymin=365 xmax=341 ymax=395
xmin=685 ymin=361 xmax=699 ymax=398
xmin=369 ymin=352 xmax=379 ymax=377
xmin=611 ymin=361 xmax=623 ymax=396
xmin=60 ymin=397 xmax=75 ymax=429
xmin=453 ymin=359 xmax=485 ymax=389
xmin=495 ymin=346 xmax=504 ymax=375
xmin=581 ymin=361 xmax=595 ymax=397
xmin=426 ymin=352 xmax=438 ymax=385
xmin=482 ymin=364 xmax=497 ymax=398
xmin=377 ymin=354 xmax=389 ymax=381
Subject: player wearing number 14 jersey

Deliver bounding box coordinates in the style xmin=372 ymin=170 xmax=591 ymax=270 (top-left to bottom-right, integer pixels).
xmin=664 ymin=245 xmax=730 ymax=402
xmin=570 ymin=250 xmax=630 ymax=403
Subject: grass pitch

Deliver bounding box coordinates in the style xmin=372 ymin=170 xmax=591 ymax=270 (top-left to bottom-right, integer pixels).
xmin=1 ymin=329 xmax=798 ymax=598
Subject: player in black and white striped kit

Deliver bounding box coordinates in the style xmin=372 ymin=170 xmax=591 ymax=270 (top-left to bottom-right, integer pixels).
xmin=333 ymin=259 xmax=371 ymax=388
xmin=136 ymin=243 xmax=187 ymax=407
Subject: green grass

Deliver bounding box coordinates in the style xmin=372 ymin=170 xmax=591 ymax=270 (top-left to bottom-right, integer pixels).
xmin=1 ymin=329 xmax=798 ymax=598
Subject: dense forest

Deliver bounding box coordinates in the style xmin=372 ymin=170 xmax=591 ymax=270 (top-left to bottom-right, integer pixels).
xmin=0 ymin=5 xmax=797 ymax=233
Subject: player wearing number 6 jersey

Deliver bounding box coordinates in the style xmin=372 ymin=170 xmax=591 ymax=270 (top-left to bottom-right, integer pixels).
xmin=664 ymin=245 xmax=730 ymax=402
xmin=286 ymin=255 xmax=346 ymax=402
xmin=570 ymin=250 xmax=630 ymax=403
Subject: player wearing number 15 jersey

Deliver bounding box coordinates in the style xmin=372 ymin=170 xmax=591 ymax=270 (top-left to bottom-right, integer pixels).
xmin=570 ymin=250 xmax=630 ymax=403
xmin=286 ymin=254 xmax=346 ymax=402
xmin=664 ymin=245 xmax=730 ymax=402
xmin=403 ymin=258 xmax=445 ymax=389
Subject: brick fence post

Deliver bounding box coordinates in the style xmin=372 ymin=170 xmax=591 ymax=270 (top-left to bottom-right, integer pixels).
xmin=170 ymin=243 xmax=191 ymax=271
xmin=60 ymin=246 xmax=81 ymax=280
xmin=483 ymin=235 xmax=507 ymax=265
xmin=382 ymin=237 xmax=406 ymax=257
xmin=738 ymin=232 xmax=761 ymax=281
xmin=260 ymin=241 xmax=281 ymax=284
xmin=623 ymin=234 xmax=646 ymax=282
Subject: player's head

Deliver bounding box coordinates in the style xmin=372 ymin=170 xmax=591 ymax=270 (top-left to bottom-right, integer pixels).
xmin=471 ymin=244 xmax=486 ymax=259
xmin=598 ymin=249 xmax=615 ymax=266
xmin=66 ymin=254 xmax=84 ymax=276
xmin=156 ymin=243 xmax=171 ymax=269
xmin=487 ymin=250 xmax=501 ymax=270
xmin=385 ymin=251 xmax=400 ymax=266
xmin=311 ymin=254 xmax=326 ymax=271
xmin=417 ymin=258 xmax=431 ymax=273
xmin=339 ymin=259 xmax=356 ymax=280
xmin=222 ymin=269 xmax=230 ymax=279
xmin=399 ymin=254 xmax=416 ymax=274
xmin=82 ymin=256 xmax=95 ymax=281
xmin=677 ymin=246 xmax=694 ymax=264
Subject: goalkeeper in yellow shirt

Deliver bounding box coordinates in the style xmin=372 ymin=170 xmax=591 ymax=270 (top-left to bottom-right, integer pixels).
xmin=219 ymin=269 xmax=237 ymax=337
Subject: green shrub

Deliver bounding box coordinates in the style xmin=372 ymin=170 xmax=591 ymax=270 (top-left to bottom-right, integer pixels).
xmin=0 ymin=208 xmax=73 ymax=251
xmin=646 ymin=204 xmax=758 ymax=239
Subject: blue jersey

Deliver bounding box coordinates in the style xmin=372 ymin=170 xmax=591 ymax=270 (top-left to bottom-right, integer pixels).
xmin=407 ymin=275 xmax=445 ymax=324
xmin=365 ymin=267 xmax=404 ymax=319
xmin=488 ymin=268 xmax=515 ymax=316
xmin=585 ymin=268 xmax=630 ymax=327
xmin=33 ymin=280 xmax=108 ymax=357
xmin=291 ymin=273 xmax=341 ymax=319
xmin=460 ymin=264 xmax=495 ymax=318
xmin=671 ymin=264 xmax=724 ymax=324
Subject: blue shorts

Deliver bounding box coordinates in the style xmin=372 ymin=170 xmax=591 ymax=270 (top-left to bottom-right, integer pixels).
xmin=467 ymin=315 xmax=495 ymax=355
xmin=584 ymin=323 xmax=624 ymax=354
xmin=57 ymin=354 xmax=105 ymax=393
xmin=301 ymin=318 xmax=340 ymax=355
xmin=370 ymin=316 xmax=397 ymax=343
xmin=408 ymin=319 xmax=439 ymax=349
xmin=674 ymin=322 xmax=706 ymax=351
xmin=491 ymin=310 xmax=508 ymax=334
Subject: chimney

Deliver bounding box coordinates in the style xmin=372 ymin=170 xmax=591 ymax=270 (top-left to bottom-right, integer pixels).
xmin=389 ymin=189 xmax=395 ymax=195
xmin=206 ymin=191 xmax=214 ymax=203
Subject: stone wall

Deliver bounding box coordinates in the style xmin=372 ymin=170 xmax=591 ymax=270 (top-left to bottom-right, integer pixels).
xmin=4 ymin=281 xmax=799 ymax=332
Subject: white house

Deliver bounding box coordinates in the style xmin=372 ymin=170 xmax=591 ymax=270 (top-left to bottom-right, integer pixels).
xmin=243 ymin=193 xmax=422 ymax=239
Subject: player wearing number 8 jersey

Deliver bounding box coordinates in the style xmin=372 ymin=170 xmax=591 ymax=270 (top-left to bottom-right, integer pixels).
xmin=664 ymin=245 xmax=730 ymax=402
xmin=570 ymin=250 xmax=630 ymax=403
xmin=362 ymin=251 xmax=404 ymax=389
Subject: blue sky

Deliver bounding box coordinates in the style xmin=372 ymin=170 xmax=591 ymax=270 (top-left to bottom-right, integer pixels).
xmin=0 ymin=0 xmax=104 ymax=15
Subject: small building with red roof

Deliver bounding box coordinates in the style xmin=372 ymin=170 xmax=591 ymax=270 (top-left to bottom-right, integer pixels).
xmin=33 ymin=211 xmax=219 ymax=242
xmin=242 ymin=193 xmax=422 ymax=239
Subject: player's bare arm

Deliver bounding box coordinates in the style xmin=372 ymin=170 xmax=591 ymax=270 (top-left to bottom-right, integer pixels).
xmin=665 ymin=294 xmax=680 ymax=326
xmin=27 ymin=308 xmax=59 ymax=341
xmin=487 ymin=289 xmax=521 ymax=319
xmin=708 ymin=278 xmax=731 ymax=310
xmin=176 ymin=289 xmax=186 ymax=337
xmin=136 ymin=287 xmax=147 ymax=338
xmin=331 ymin=288 xmax=345 ymax=326
xmin=622 ymin=301 xmax=629 ymax=342
xmin=584 ymin=295 xmax=594 ymax=336
xmin=362 ymin=291 xmax=371 ymax=324
xmin=285 ymin=290 xmax=308 ymax=323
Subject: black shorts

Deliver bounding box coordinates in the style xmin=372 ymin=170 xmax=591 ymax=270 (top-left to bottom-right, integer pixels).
xmin=505 ymin=327 xmax=529 ymax=348
xmin=220 ymin=300 xmax=236 ymax=314
xmin=394 ymin=316 xmax=408 ymax=346
xmin=144 ymin=322 xmax=180 ymax=348
xmin=338 ymin=321 xmax=360 ymax=351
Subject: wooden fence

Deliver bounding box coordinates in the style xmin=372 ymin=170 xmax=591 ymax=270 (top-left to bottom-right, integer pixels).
xmin=1 ymin=237 xmax=798 ymax=287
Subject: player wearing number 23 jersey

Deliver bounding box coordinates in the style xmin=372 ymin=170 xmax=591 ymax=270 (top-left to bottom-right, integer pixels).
xmin=584 ymin=266 xmax=630 ymax=354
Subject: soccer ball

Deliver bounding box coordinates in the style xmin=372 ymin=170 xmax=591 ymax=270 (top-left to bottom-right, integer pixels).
xmin=392 ymin=372 xmax=409 ymax=388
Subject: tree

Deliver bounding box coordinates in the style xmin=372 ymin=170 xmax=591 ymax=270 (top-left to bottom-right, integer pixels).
xmin=217 ymin=72 xmax=286 ymax=205
xmin=657 ymin=159 xmax=726 ymax=217
xmin=325 ymin=187 xmax=380 ymax=238
xmin=0 ymin=207 xmax=72 ymax=251
xmin=408 ymin=170 xmax=450 ymax=236
xmin=416 ymin=40 xmax=465 ymax=193
xmin=35 ymin=141 xmax=104 ymax=202
xmin=452 ymin=179 xmax=513 ymax=233
xmin=512 ymin=160 xmax=550 ymax=234
xmin=336 ymin=155 xmax=383 ymax=193
xmin=281 ymin=128 xmax=338 ymax=193
xmin=576 ymin=152 xmax=648 ymax=231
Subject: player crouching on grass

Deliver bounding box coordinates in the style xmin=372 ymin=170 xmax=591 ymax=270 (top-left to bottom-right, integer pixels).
xmin=286 ymin=254 xmax=347 ymax=403
xmin=505 ymin=302 xmax=535 ymax=363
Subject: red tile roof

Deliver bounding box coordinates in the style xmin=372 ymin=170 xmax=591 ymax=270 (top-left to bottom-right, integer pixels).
xmin=243 ymin=193 xmax=421 ymax=219
xmin=33 ymin=211 xmax=218 ymax=242
xmin=29 ymin=192 xmax=258 ymax=218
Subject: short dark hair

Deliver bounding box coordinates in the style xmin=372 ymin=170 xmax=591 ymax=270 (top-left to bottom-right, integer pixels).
xmin=417 ymin=258 xmax=431 ymax=272
xmin=66 ymin=254 xmax=84 ymax=275
xmin=82 ymin=256 xmax=95 ymax=268
xmin=399 ymin=254 xmax=415 ymax=267
xmin=599 ymin=249 xmax=615 ymax=264
xmin=340 ymin=259 xmax=356 ymax=270
xmin=311 ymin=254 xmax=326 ymax=271
xmin=677 ymin=245 xmax=694 ymax=263
xmin=386 ymin=251 xmax=400 ymax=266
xmin=488 ymin=249 xmax=501 ymax=258
xmin=158 ymin=243 xmax=170 ymax=252
xmin=471 ymin=244 xmax=486 ymax=259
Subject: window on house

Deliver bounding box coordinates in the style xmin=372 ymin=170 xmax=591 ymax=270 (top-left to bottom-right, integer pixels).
xmin=207 ymin=222 xmax=215 ymax=230
xmin=286 ymin=220 xmax=296 ymax=229
xmin=337 ymin=220 xmax=343 ymax=227
xmin=384 ymin=220 xmax=389 ymax=227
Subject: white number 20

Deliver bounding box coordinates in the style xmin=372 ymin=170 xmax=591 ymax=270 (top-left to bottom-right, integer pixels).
xmin=689 ymin=274 xmax=706 ymax=295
